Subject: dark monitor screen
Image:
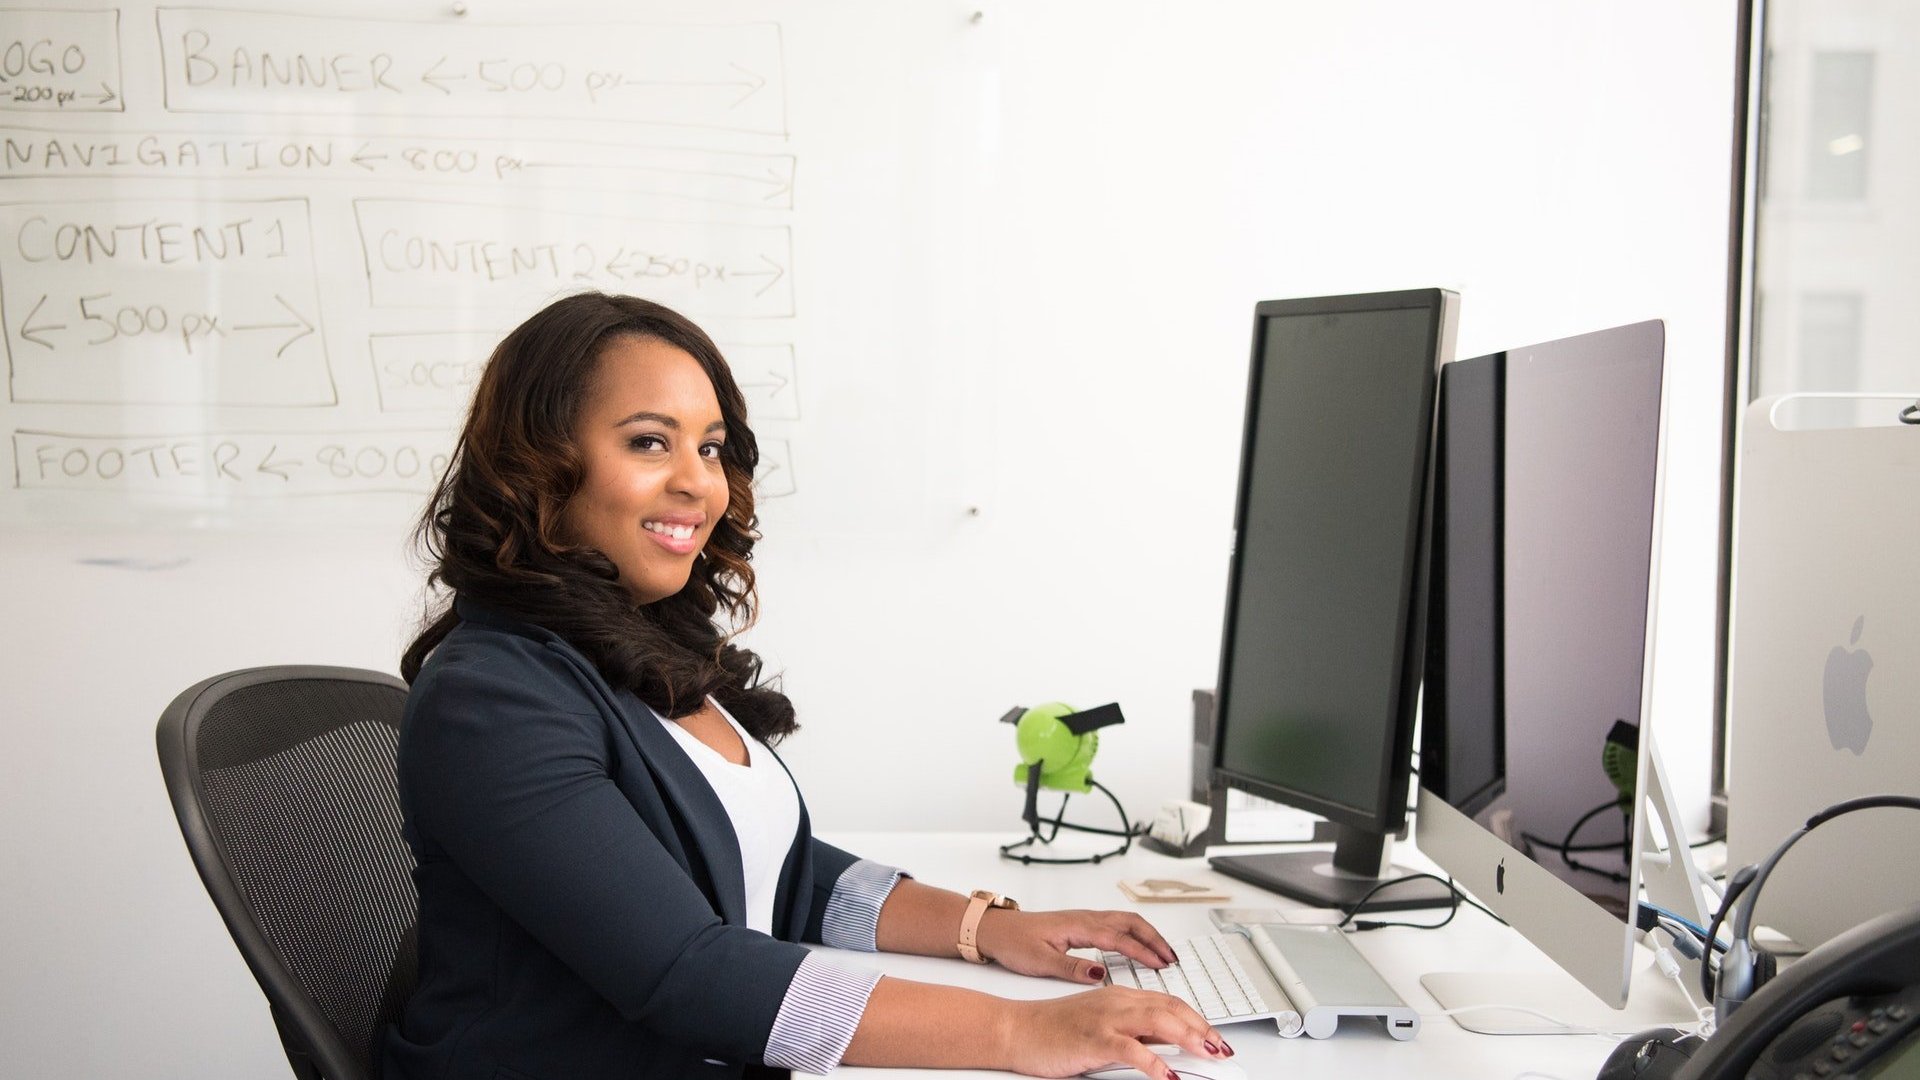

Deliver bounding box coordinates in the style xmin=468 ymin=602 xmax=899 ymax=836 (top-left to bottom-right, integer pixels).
xmin=1423 ymin=354 xmax=1506 ymax=817
xmin=1426 ymin=322 xmax=1664 ymax=916
xmin=1213 ymin=291 xmax=1448 ymax=830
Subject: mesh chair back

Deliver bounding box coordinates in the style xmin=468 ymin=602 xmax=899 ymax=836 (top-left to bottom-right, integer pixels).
xmin=158 ymin=666 xmax=418 ymax=1080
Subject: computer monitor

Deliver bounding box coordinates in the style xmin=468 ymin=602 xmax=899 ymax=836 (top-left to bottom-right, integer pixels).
xmin=1207 ymin=288 xmax=1458 ymax=912
xmin=1416 ymin=321 xmax=1713 ymax=1032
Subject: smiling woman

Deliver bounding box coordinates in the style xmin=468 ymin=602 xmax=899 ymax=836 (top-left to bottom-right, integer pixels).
xmin=386 ymin=291 xmax=1232 ymax=1080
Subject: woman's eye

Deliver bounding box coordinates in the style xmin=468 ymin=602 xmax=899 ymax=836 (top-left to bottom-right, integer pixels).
xmin=628 ymin=434 xmax=667 ymax=452
xmin=700 ymin=441 xmax=725 ymax=460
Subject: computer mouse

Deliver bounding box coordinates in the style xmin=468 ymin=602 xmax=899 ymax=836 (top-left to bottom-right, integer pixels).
xmin=1595 ymin=1026 xmax=1702 ymax=1080
xmin=1084 ymin=1051 xmax=1248 ymax=1080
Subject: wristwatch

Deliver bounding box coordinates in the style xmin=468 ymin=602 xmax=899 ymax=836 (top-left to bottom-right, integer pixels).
xmin=958 ymin=889 xmax=1019 ymax=964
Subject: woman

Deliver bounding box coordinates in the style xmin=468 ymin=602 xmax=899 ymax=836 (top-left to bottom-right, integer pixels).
xmin=385 ymin=292 xmax=1234 ymax=1080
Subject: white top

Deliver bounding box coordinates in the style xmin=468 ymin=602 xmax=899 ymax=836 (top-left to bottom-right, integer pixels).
xmin=657 ymin=697 xmax=802 ymax=935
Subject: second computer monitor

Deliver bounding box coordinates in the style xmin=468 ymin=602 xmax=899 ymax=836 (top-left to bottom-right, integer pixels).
xmin=1418 ymin=319 xmax=1671 ymax=1015
xmin=1208 ymin=288 xmax=1457 ymax=911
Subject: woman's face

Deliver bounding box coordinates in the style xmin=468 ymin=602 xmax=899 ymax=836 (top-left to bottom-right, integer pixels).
xmin=566 ymin=335 xmax=731 ymax=606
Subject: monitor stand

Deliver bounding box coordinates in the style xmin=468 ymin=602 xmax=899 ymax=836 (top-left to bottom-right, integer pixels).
xmin=1209 ymin=822 xmax=1454 ymax=912
xmin=1422 ymin=954 xmax=1698 ymax=1035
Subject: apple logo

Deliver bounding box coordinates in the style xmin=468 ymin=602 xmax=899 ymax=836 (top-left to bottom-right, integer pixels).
xmin=1495 ymin=858 xmax=1506 ymax=895
xmin=1823 ymin=615 xmax=1874 ymax=756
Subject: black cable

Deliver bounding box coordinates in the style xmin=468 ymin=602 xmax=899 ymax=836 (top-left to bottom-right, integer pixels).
xmin=1356 ymin=897 xmax=1461 ymax=933
xmin=1332 ymin=872 xmax=1509 ymax=932
xmin=1336 ymin=873 xmax=1448 ymax=930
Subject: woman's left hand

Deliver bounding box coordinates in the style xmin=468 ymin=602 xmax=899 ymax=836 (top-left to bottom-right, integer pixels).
xmin=974 ymin=908 xmax=1178 ymax=983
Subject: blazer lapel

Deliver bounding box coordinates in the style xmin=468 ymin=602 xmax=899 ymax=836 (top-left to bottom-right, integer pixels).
xmin=447 ymin=598 xmax=751 ymax=926
xmin=766 ymin=745 xmax=814 ymax=942
xmin=607 ymin=691 xmax=749 ymax=929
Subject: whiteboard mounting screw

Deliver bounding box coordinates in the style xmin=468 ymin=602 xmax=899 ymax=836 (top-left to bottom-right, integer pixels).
xmin=970 ymin=10 xmax=985 ymax=23
xmin=967 ymin=506 xmax=981 ymax=517
xmin=452 ymin=1 xmax=469 ymax=15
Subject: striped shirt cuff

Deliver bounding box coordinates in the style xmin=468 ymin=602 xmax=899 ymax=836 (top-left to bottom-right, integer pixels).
xmin=818 ymin=859 xmax=909 ymax=952
xmin=763 ymin=953 xmax=884 ymax=1075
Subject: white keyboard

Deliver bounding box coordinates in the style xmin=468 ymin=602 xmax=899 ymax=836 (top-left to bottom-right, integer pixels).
xmin=1104 ymin=924 xmax=1422 ymax=1041
xmin=1101 ymin=932 xmax=1285 ymax=1024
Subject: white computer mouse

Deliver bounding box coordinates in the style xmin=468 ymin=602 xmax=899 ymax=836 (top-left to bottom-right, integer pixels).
xmin=1084 ymin=1051 xmax=1248 ymax=1080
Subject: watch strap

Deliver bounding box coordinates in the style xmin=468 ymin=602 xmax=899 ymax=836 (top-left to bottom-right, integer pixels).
xmin=958 ymin=889 xmax=1017 ymax=963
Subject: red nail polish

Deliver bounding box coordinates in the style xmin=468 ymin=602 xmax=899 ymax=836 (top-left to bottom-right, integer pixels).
xmin=1203 ymin=1040 xmax=1220 ymax=1054
xmin=1223 ymin=1039 xmax=1236 ymax=1056
xmin=1090 ymin=965 xmax=1106 ymax=980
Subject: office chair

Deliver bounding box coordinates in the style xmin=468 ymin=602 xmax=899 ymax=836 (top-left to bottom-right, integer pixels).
xmin=157 ymin=666 xmax=419 ymax=1080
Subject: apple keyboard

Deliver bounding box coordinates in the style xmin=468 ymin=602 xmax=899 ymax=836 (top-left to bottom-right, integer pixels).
xmin=1102 ymin=924 xmax=1421 ymax=1040
xmin=1103 ymin=931 xmax=1296 ymax=1030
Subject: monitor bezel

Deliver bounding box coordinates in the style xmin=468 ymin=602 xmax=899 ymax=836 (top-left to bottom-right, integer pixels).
xmin=1209 ymin=288 xmax=1455 ymax=834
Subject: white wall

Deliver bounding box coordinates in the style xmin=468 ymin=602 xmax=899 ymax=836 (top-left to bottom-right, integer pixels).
xmin=0 ymin=2 xmax=1739 ymax=1076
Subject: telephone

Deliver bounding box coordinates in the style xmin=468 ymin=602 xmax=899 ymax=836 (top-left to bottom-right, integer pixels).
xmin=1670 ymin=901 xmax=1920 ymax=1079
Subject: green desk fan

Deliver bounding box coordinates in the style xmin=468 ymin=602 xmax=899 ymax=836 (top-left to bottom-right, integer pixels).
xmin=998 ymin=702 xmax=1141 ymax=865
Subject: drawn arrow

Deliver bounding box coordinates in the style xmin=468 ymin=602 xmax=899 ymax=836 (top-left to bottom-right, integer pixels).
xmin=600 ymin=62 xmax=768 ymax=109
xmin=231 ymin=295 xmax=316 ymax=358
xmin=758 ymin=167 xmax=792 ymax=202
xmin=255 ymin=444 xmax=300 ymax=480
xmin=739 ymin=370 xmax=790 ymax=395
xmin=603 ymin=248 xmax=636 ymax=278
xmin=351 ymin=143 xmax=389 ymax=171
xmin=421 ymin=57 xmax=467 ymax=95
xmin=724 ymin=254 xmax=787 ymax=298
xmin=727 ymin=63 xmax=767 ymax=108
xmin=19 ymin=295 xmax=65 ymax=349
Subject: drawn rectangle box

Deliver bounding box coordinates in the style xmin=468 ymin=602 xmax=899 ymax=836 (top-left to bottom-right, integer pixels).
xmin=155 ymin=9 xmax=785 ymax=135
xmin=0 ymin=196 xmax=333 ymax=405
xmin=1 ymin=9 xmax=125 ymax=114
xmin=14 ymin=428 xmax=448 ymax=496
xmin=0 ymin=126 xmax=796 ymax=210
xmin=354 ymin=198 xmax=793 ymax=319
xmin=369 ymin=331 xmax=491 ymax=413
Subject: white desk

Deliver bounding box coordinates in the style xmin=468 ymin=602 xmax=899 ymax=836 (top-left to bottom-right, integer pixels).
xmin=816 ymin=832 xmax=1622 ymax=1080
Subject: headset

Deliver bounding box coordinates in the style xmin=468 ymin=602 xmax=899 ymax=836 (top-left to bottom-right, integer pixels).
xmin=1705 ymin=794 xmax=1920 ymax=1021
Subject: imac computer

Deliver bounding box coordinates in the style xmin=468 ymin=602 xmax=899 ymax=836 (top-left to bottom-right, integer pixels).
xmin=1206 ymin=288 xmax=1458 ymax=912
xmin=1416 ymin=320 xmax=1715 ymax=1033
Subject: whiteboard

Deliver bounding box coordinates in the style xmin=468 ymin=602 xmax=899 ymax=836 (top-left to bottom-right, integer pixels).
xmin=0 ymin=1 xmax=921 ymax=527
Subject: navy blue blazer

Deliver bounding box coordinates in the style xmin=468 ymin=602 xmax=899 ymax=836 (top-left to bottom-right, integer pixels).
xmin=383 ymin=598 xmax=862 ymax=1080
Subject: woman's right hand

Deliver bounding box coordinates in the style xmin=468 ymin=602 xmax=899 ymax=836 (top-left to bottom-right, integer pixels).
xmin=996 ymin=985 xmax=1235 ymax=1079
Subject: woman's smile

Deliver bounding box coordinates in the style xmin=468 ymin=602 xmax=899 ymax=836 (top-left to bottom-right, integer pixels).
xmin=641 ymin=514 xmax=706 ymax=554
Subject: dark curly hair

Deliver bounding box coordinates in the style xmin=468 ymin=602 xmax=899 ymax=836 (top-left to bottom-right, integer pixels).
xmin=400 ymin=291 xmax=796 ymax=742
